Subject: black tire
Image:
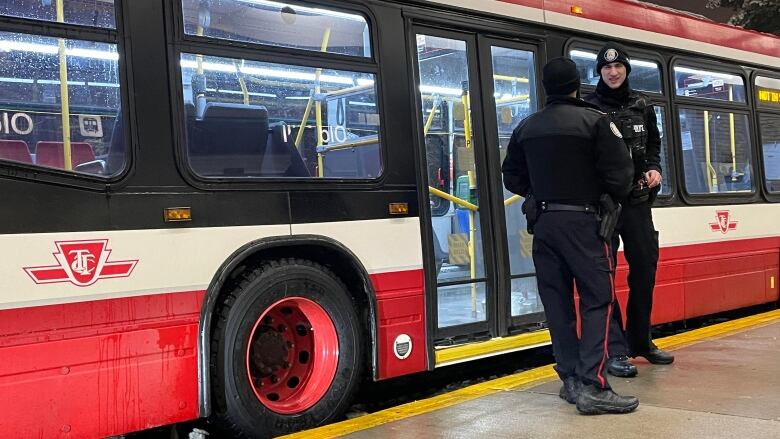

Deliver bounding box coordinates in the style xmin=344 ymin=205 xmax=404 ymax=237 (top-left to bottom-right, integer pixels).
xmin=210 ymin=258 xmax=363 ymax=438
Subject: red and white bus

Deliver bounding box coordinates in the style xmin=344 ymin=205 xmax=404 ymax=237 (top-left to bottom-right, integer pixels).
xmin=0 ymin=0 xmax=778 ymax=437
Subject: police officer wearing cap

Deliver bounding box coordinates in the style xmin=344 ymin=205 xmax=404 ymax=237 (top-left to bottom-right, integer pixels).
xmin=503 ymin=57 xmax=638 ymax=415
xmin=584 ymin=42 xmax=675 ymax=378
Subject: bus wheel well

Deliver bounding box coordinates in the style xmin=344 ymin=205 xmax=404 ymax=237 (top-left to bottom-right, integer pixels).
xmin=210 ymin=242 xmax=375 ymax=372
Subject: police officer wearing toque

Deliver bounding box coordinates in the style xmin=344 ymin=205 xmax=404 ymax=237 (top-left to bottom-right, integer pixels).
xmin=503 ymin=57 xmax=638 ymax=415
xmin=584 ymin=42 xmax=674 ymax=378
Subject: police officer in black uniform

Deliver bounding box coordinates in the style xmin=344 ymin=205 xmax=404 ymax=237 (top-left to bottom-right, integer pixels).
xmin=503 ymin=57 xmax=638 ymax=415
xmin=584 ymin=42 xmax=675 ymax=378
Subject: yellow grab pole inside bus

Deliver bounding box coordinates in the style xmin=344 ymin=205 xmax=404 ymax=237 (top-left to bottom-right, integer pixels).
xmin=56 ymin=0 xmax=72 ymax=170
xmin=493 ymin=74 xmax=529 ymax=83
xmin=294 ymin=98 xmax=314 ymax=148
xmin=504 ymin=194 xmax=522 ymax=206
xmin=460 ymin=85 xmax=478 ymax=316
xmin=196 ymin=24 xmax=204 ymax=74
xmin=703 ymin=110 xmax=717 ymax=192
xmin=728 ymin=86 xmax=737 ymax=176
xmin=423 ymin=96 xmax=440 ymax=137
xmin=315 ymin=27 xmax=332 ymax=177
xmin=296 ymin=27 xmax=331 ymax=154
xmin=496 ymin=94 xmax=530 ymax=106
xmin=235 ymin=61 xmax=249 ymax=105
xmin=428 ymin=186 xmax=478 ymax=211
xmin=319 ymin=135 xmax=379 ymax=152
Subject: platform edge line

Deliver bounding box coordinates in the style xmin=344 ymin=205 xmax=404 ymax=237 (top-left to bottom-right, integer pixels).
xmin=655 ymin=309 xmax=780 ymax=351
xmin=275 ymin=365 xmax=558 ymax=439
xmin=277 ymin=308 xmax=780 ymax=439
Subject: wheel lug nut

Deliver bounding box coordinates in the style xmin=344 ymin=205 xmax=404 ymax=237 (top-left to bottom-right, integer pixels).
xmin=283 ymin=361 xmax=291 ymax=369
xmin=270 ymin=375 xmax=279 ymax=384
xmin=277 ymin=324 xmax=287 ymax=333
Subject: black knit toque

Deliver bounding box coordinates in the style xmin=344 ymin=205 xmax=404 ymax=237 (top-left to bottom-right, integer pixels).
xmin=542 ymin=57 xmax=581 ymax=96
xmin=596 ymin=42 xmax=632 ymax=74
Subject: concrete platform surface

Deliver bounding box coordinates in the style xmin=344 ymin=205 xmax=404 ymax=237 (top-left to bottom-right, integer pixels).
xmin=344 ymin=321 xmax=780 ymax=439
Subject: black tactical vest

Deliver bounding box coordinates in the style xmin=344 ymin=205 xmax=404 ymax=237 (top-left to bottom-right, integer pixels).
xmin=600 ymin=96 xmax=650 ymax=181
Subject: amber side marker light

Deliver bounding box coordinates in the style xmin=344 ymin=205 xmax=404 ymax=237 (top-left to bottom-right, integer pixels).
xmin=389 ymin=203 xmax=409 ymax=215
xmin=164 ymin=207 xmax=192 ymax=222
xmin=571 ymin=5 xmax=583 ymax=14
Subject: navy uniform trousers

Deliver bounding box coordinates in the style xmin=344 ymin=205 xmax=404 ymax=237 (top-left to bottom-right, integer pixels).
xmin=608 ymin=200 xmax=660 ymax=356
xmin=533 ymin=210 xmax=616 ymax=389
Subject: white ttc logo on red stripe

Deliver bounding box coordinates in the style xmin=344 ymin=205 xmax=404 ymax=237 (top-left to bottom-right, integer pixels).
xmin=23 ymin=239 xmax=138 ymax=287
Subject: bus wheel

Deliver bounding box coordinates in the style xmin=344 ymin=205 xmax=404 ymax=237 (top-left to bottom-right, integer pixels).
xmin=210 ymin=259 xmax=363 ymax=438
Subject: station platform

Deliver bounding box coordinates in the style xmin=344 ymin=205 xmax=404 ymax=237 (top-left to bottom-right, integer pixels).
xmin=282 ymin=309 xmax=780 ymax=439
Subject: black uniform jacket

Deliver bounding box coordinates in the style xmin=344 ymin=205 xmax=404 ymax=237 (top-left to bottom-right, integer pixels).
xmin=584 ymin=89 xmax=662 ymax=176
xmin=502 ymin=95 xmax=633 ymax=203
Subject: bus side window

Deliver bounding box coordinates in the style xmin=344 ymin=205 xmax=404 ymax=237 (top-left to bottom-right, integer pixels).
xmin=678 ymin=108 xmax=754 ymax=194
xmin=179 ymin=53 xmax=382 ymax=179
xmin=0 ymin=30 xmax=125 ymax=177
xmin=759 ymin=113 xmax=780 ymax=193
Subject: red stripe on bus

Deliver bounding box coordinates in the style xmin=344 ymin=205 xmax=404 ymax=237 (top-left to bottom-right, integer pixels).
xmin=616 ymin=236 xmax=780 ymax=326
xmin=498 ymin=0 xmax=780 ymax=58
xmin=0 ymin=291 xmax=205 ymax=438
xmin=371 ymin=269 xmax=427 ymax=379
xmin=0 ymin=268 xmax=426 ymax=436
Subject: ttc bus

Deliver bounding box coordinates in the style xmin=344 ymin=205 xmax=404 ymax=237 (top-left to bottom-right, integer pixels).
xmin=0 ymin=0 xmax=778 ymax=437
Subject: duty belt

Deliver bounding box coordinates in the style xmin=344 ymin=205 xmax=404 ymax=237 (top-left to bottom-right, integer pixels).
xmin=540 ymin=202 xmax=598 ymax=214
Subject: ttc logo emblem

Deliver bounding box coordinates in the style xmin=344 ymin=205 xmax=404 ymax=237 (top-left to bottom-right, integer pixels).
xmin=709 ymin=210 xmax=738 ymax=234
xmin=24 ymin=240 xmax=138 ymax=287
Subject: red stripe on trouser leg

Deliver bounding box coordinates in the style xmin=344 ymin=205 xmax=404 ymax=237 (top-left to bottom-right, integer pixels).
xmin=574 ymin=284 xmax=581 ymax=339
xmin=596 ymin=242 xmax=616 ymax=388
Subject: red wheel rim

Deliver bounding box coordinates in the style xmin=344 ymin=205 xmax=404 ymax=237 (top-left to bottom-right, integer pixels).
xmin=246 ymin=296 xmax=339 ymax=414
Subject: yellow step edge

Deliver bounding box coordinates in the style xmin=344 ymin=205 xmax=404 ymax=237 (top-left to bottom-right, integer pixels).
xmin=435 ymin=329 xmax=552 ymax=366
xmin=278 ymin=308 xmax=780 ymax=439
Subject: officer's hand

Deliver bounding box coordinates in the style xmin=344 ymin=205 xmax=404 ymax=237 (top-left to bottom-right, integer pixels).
xmin=645 ymin=170 xmax=662 ymax=188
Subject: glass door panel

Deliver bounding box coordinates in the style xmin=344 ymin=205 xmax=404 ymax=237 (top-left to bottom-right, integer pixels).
xmin=416 ymin=34 xmax=488 ymax=328
xmin=489 ymin=45 xmax=543 ymax=318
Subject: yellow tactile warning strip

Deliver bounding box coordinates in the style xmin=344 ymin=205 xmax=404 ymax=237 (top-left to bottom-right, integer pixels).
xmin=278 ymin=309 xmax=780 ymax=439
xmin=653 ymin=308 xmax=780 ymax=351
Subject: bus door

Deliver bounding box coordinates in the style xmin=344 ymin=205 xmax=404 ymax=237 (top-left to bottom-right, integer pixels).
xmin=411 ymin=26 xmax=543 ymax=347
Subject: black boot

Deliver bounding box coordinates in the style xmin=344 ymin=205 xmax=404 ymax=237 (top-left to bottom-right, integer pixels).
xmin=634 ymin=342 xmax=674 ymax=365
xmin=607 ymin=355 xmax=638 ymax=377
xmin=576 ymin=384 xmax=639 ymax=415
xmin=558 ymin=377 xmax=580 ymax=404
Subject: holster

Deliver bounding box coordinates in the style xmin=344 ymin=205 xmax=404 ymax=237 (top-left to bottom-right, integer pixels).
xmin=598 ymin=194 xmax=621 ymax=241
xmin=522 ymin=194 xmax=539 ymax=235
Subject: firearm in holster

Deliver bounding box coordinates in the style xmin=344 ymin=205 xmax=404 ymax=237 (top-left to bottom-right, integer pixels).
xmin=598 ymin=193 xmax=621 ymax=241
xmin=522 ymin=194 xmax=539 ymax=235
